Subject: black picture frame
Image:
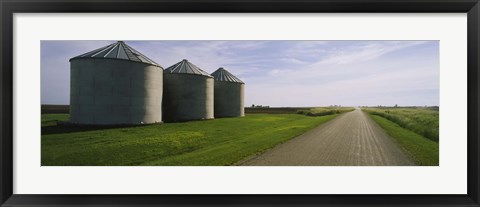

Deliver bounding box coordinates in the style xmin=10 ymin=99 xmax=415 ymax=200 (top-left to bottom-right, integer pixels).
xmin=1 ymin=0 xmax=479 ymax=206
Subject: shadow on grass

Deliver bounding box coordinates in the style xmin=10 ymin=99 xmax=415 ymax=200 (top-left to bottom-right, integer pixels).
xmin=41 ymin=123 xmax=151 ymax=135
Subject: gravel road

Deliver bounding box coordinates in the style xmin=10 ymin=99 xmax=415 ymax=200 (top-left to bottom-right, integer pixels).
xmin=239 ymin=108 xmax=415 ymax=166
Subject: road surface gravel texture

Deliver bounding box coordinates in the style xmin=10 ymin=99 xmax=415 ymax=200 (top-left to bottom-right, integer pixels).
xmin=240 ymin=109 xmax=415 ymax=166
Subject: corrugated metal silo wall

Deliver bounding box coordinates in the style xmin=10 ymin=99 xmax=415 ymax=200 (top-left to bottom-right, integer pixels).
xmin=70 ymin=59 xmax=163 ymax=125
xmin=163 ymin=73 xmax=214 ymax=122
xmin=214 ymin=81 xmax=244 ymax=118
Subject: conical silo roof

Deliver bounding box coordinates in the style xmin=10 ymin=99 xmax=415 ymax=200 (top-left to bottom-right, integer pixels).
xmin=69 ymin=41 xmax=161 ymax=67
xmin=211 ymin=67 xmax=244 ymax=84
xmin=164 ymin=59 xmax=212 ymax=77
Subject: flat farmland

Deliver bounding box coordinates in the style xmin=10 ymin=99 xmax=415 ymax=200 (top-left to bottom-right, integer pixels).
xmin=362 ymin=107 xmax=439 ymax=141
xmin=245 ymin=107 xmax=312 ymax=114
xmin=41 ymin=105 xmax=69 ymax=114
xmin=41 ymin=113 xmax=336 ymax=166
xmin=41 ymin=106 xmax=436 ymax=166
xmin=362 ymin=107 xmax=439 ymax=165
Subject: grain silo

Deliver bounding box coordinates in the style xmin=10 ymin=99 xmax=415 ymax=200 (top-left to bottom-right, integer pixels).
xmin=69 ymin=41 xmax=163 ymax=125
xmin=163 ymin=59 xmax=214 ymax=122
xmin=211 ymin=67 xmax=245 ymax=118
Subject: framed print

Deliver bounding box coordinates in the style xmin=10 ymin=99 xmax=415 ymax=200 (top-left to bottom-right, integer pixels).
xmin=1 ymin=0 xmax=479 ymax=206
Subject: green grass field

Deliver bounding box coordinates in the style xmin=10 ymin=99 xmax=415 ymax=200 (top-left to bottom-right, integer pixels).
xmin=362 ymin=107 xmax=439 ymax=142
xmin=42 ymin=113 xmax=336 ymax=166
xmin=369 ymin=115 xmax=439 ymax=165
xmin=362 ymin=107 xmax=439 ymax=165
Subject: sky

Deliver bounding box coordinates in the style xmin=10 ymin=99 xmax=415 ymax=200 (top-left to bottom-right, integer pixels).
xmin=41 ymin=40 xmax=439 ymax=107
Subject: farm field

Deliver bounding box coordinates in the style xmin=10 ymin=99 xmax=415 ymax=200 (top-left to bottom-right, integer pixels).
xmin=245 ymin=107 xmax=312 ymax=114
xmin=362 ymin=107 xmax=439 ymax=165
xmin=41 ymin=113 xmax=337 ymax=166
xmin=297 ymin=107 xmax=355 ymax=116
xmin=245 ymin=107 xmax=354 ymax=115
xmin=41 ymin=105 xmax=69 ymax=114
xmin=362 ymin=107 xmax=439 ymax=141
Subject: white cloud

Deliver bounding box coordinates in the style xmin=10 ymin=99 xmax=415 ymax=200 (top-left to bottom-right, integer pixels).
xmin=280 ymin=57 xmax=307 ymax=64
xmin=313 ymin=41 xmax=429 ymax=66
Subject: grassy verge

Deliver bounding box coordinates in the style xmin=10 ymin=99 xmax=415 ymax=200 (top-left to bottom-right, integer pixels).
xmin=362 ymin=107 xmax=439 ymax=142
xmin=369 ymin=115 xmax=439 ymax=166
xmin=42 ymin=113 xmax=337 ymax=166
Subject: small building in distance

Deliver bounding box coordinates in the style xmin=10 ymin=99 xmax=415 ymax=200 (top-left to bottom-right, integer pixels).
xmin=69 ymin=41 xmax=163 ymax=125
xmin=162 ymin=59 xmax=214 ymax=122
xmin=211 ymin=67 xmax=245 ymax=118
